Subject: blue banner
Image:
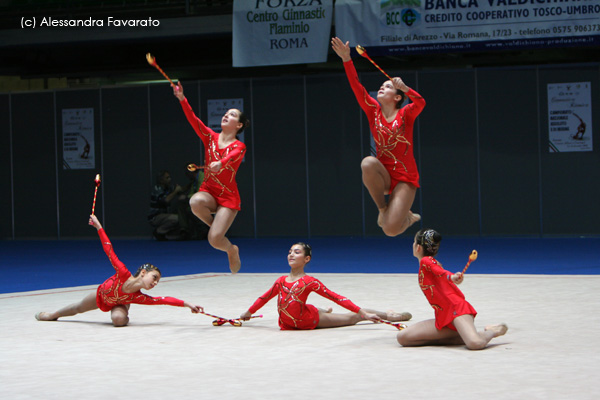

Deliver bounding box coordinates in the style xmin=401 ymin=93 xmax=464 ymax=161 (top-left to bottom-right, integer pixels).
xmin=335 ymin=0 xmax=600 ymax=56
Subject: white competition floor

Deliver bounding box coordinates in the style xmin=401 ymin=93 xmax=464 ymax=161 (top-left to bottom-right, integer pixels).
xmin=1 ymin=272 xmax=599 ymax=400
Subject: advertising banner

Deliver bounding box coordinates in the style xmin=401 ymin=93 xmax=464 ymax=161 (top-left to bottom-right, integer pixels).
xmin=335 ymin=0 xmax=600 ymax=56
xmin=547 ymin=82 xmax=593 ymax=152
xmin=62 ymin=108 xmax=95 ymax=170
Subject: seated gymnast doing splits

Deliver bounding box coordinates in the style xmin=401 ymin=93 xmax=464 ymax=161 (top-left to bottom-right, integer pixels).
xmin=396 ymin=229 xmax=508 ymax=350
xmin=239 ymin=243 xmax=412 ymax=330
xmin=35 ymin=215 xmax=203 ymax=327
xmin=173 ymin=82 xmax=249 ymax=273
xmin=331 ymin=37 xmax=425 ymax=237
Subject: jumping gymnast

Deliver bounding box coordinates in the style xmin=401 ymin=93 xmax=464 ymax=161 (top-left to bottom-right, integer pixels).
xmin=35 ymin=215 xmax=203 ymax=327
xmin=396 ymin=229 xmax=508 ymax=350
xmin=173 ymin=82 xmax=249 ymax=273
xmin=332 ymin=37 xmax=426 ymax=236
xmin=240 ymin=242 xmax=412 ymax=330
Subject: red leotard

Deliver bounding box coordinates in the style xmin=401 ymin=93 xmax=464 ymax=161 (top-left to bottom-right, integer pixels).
xmin=95 ymin=229 xmax=185 ymax=312
xmin=418 ymin=256 xmax=477 ymax=331
xmin=179 ymin=98 xmax=246 ymax=211
xmin=248 ymin=275 xmax=361 ymax=330
xmin=343 ymin=60 xmax=425 ymax=191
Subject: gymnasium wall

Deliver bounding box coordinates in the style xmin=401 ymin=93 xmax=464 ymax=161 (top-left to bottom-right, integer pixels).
xmin=1 ymin=62 xmax=599 ymax=239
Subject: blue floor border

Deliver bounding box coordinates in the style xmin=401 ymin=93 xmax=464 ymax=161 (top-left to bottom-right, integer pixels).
xmin=2 ymin=236 xmax=599 ymax=294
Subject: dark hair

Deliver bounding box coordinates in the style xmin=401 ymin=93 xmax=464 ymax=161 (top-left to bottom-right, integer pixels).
xmin=236 ymin=111 xmax=250 ymax=135
xmin=156 ymin=170 xmax=170 ymax=184
xmin=415 ymin=229 xmax=442 ymax=256
xmin=293 ymin=242 xmax=312 ymax=258
xmin=395 ymin=89 xmax=406 ymax=109
xmin=134 ymin=263 xmax=161 ymax=277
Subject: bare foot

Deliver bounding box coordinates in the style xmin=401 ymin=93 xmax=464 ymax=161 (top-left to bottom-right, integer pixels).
xmin=407 ymin=212 xmax=421 ymax=227
xmin=386 ymin=310 xmax=412 ymax=322
xmin=35 ymin=312 xmax=57 ymax=321
xmin=227 ymin=245 xmax=241 ymax=274
xmin=377 ymin=207 xmax=387 ymax=227
xmin=485 ymin=323 xmax=508 ymax=337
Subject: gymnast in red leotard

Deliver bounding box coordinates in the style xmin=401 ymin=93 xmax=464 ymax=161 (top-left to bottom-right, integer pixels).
xmin=240 ymin=243 xmax=412 ymax=330
xmin=332 ymin=37 xmax=426 ymax=237
xmin=173 ymin=82 xmax=249 ymax=274
xmin=396 ymin=229 xmax=508 ymax=350
xmin=35 ymin=215 xmax=203 ymax=327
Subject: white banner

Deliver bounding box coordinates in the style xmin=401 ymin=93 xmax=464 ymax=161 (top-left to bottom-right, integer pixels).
xmin=62 ymin=108 xmax=95 ymax=169
xmin=547 ymin=82 xmax=593 ymax=153
xmin=335 ymin=0 xmax=599 ymax=55
xmin=232 ymin=0 xmax=333 ymax=67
